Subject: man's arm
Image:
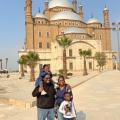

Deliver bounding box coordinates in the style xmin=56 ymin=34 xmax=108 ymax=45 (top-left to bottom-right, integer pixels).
xmin=32 ymin=87 xmax=43 ymax=97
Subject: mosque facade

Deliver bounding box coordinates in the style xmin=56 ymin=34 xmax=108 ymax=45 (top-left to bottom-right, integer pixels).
xmin=19 ymin=0 xmax=113 ymax=74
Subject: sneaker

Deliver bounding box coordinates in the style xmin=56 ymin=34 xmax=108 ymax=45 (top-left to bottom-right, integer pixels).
xmin=41 ymin=90 xmax=47 ymax=95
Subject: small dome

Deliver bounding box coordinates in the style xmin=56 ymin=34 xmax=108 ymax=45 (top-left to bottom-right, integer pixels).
xmin=34 ymin=13 xmax=48 ymax=19
xmin=50 ymin=11 xmax=81 ymax=21
xmin=63 ymin=27 xmax=86 ymax=34
xmin=87 ymin=18 xmax=100 ymax=24
xmin=104 ymin=7 xmax=109 ymax=11
xmin=49 ymin=0 xmax=73 ymax=9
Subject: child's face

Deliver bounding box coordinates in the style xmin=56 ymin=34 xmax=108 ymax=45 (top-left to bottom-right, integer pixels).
xmin=44 ymin=66 xmax=49 ymax=73
xmin=64 ymin=93 xmax=71 ymax=101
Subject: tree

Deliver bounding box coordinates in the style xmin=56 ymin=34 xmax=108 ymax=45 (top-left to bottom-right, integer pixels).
xmin=57 ymin=36 xmax=72 ymax=79
xmin=79 ymin=49 xmax=92 ymax=76
xmin=18 ymin=55 xmax=27 ymax=77
xmin=26 ymin=51 xmax=39 ymax=82
xmin=94 ymin=52 xmax=107 ymax=71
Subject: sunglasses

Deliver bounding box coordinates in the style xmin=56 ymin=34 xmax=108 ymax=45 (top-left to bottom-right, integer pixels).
xmin=45 ymin=77 xmax=50 ymax=80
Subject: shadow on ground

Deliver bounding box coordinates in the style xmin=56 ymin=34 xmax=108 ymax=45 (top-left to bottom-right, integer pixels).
xmin=0 ymin=86 xmax=7 ymax=94
xmin=76 ymin=111 xmax=86 ymax=120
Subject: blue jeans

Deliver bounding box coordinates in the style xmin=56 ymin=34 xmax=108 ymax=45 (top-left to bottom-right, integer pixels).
xmin=57 ymin=110 xmax=64 ymax=120
xmin=37 ymin=108 xmax=54 ymax=120
xmin=64 ymin=118 xmax=74 ymax=120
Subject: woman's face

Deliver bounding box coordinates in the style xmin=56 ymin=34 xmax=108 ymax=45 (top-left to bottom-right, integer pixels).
xmin=58 ymin=77 xmax=65 ymax=87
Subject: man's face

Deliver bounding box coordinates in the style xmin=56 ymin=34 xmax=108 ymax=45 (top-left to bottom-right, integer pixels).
xmin=44 ymin=66 xmax=49 ymax=73
xmin=43 ymin=75 xmax=50 ymax=84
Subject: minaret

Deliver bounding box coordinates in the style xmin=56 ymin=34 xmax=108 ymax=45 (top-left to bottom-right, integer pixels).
xmin=103 ymin=6 xmax=110 ymax=28
xmin=25 ymin=0 xmax=32 ymax=22
xmin=78 ymin=4 xmax=83 ymax=20
xmin=72 ymin=0 xmax=77 ymax=12
xmin=25 ymin=0 xmax=34 ymax=50
xmin=103 ymin=5 xmax=111 ymax=51
xmin=45 ymin=0 xmax=49 ymax=10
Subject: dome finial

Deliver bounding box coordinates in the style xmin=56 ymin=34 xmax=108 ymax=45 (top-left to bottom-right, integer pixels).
xmin=104 ymin=4 xmax=108 ymax=11
xmin=90 ymin=12 xmax=94 ymax=18
xmin=38 ymin=7 xmax=40 ymax=13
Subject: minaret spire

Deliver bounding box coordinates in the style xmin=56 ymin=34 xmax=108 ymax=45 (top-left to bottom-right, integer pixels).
xmin=78 ymin=3 xmax=84 ymax=20
xmin=72 ymin=0 xmax=77 ymax=12
xmin=103 ymin=5 xmax=110 ymax=28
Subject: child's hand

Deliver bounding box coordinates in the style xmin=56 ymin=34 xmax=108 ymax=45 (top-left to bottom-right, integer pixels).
xmin=65 ymin=108 xmax=69 ymax=114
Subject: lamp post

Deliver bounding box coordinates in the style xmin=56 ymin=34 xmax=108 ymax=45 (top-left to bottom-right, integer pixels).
xmin=112 ymin=22 xmax=120 ymax=70
xmin=0 ymin=59 xmax=2 ymax=70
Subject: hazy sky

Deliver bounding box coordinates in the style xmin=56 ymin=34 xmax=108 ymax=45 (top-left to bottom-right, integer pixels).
xmin=0 ymin=0 xmax=120 ymax=71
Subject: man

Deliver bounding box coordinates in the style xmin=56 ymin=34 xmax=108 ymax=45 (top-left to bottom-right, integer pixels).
xmin=32 ymin=73 xmax=56 ymax=120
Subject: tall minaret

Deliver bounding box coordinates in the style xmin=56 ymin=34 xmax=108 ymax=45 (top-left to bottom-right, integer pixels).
xmin=25 ymin=0 xmax=32 ymax=22
xmin=45 ymin=0 xmax=49 ymax=10
xmin=78 ymin=4 xmax=83 ymax=20
xmin=103 ymin=5 xmax=111 ymax=51
xmin=25 ymin=0 xmax=34 ymax=50
xmin=103 ymin=6 xmax=110 ymax=28
xmin=72 ymin=0 xmax=77 ymax=12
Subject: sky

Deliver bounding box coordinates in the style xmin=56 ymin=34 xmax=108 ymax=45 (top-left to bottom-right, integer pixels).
xmin=0 ymin=0 xmax=120 ymax=71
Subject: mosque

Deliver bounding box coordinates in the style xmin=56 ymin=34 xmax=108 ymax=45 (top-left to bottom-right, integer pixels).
xmin=19 ymin=0 xmax=114 ymax=74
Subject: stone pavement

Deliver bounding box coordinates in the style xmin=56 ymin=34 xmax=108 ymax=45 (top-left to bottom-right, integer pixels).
xmin=0 ymin=71 xmax=98 ymax=108
xmin=73 ymin=70 xmax=120 ymax=120
xmin=1 ymin=70 xmax=120 ymax=120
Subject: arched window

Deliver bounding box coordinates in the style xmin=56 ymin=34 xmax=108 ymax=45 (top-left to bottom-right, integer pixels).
xmin=47 ymin=32 xmax=50 ymax=37
xmin=39 ymin=42 xmax=42 ymax=48
xmin=89 ymin=62 xmax=92 ymax=70
xmin=69 ymin=49 xmax=73 ymax=57
xmin=39 ymin=32 xmax=41 ymax=37
xmin=47 ymin=42 xmax=51 ymax=49
xmin=69 ymin=62 xmax=73 ymax=70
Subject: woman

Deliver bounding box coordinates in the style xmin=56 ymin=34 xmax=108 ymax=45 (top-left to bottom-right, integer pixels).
xmin=55 ymin=75 xmax=73 ymax=120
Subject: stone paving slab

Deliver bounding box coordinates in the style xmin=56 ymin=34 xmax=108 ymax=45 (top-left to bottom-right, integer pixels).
xmin=0 ymin=71 xmax=99 ymax=108
xmin=73 ymin=70 xmax=120 ymax=120
xmin=0 ymin=70 xmax=120 ymax=120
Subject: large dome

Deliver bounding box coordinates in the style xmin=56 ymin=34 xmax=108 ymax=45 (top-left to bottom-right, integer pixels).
xmin=50 ymin=11 xmax=81 ymax=21
xmin=49 ymin=0 xmax=73 ymax=9
xmin=63 ymin=27 xmax=86 ymax=34
xmin=87 ymin=18 xmax=100 ymax=24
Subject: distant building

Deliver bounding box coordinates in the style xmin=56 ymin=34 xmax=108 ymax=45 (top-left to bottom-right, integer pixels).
xmin=19 ymin=0 xmax=114 ymax=74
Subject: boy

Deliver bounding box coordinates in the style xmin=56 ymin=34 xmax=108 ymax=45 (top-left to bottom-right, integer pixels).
xmin=59 ymin=92 xmax=76 ymax=120
xmin=35 ymin=64 xmax=52 ymax=95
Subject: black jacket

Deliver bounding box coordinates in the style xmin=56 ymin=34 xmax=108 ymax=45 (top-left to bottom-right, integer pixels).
xmin=32 ymin=82 xmax=56 ymax=109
